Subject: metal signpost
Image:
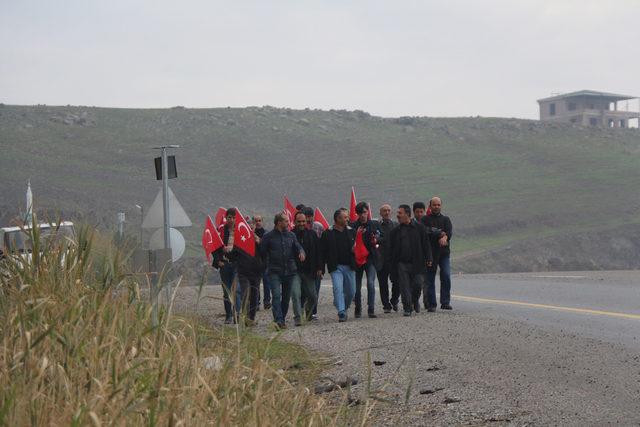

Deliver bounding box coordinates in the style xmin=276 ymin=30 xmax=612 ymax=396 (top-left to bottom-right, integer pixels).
xmin=152 ymin=145 xmax=180 ymax=303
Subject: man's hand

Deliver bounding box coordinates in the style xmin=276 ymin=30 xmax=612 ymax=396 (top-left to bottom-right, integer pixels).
xmin=439 ymin=236 xmax=448 ymax=247
xmin=426 ymin=261 xmax=433 ymax=268
xmin=217 ymin=261 xmax=224 ymax=268
xmin=223 ymin=246 xmax=232 ymax=253
xmin=299 ymin=253 xmax=306 ymax=262
xmin=254 ymin=235 xmax=261 ymax=244
xmin=316 ymin=270 xmax=323 ymax=278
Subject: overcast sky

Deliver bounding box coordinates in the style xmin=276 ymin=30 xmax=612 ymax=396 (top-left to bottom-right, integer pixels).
xmin=1 ymin=0 xmax=639 ymax=118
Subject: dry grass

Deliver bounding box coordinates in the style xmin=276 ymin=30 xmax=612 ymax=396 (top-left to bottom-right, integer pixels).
xmin=0 ymin=219 xmax=363 ymax=426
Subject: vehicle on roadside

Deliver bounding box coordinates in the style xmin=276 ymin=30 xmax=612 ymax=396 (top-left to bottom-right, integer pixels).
xmin=0 ymin=221 xmax=76 ymax=261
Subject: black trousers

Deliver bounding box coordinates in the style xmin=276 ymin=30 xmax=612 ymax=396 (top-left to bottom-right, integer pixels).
xmin=396 ymin=262 xmax=423 ymax=313
xmin=377 ymin=264 xmax=399 ymax=309
xmin=238 ymin=273 xmax=260 ymax=321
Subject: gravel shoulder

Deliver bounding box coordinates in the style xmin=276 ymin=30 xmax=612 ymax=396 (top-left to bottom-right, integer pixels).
xmin=171 ymin=273 xmax=640 ymax=426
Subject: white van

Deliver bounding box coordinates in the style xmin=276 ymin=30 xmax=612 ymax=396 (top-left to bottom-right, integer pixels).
xmin=0 ymin=221 xmax=76 ymax=259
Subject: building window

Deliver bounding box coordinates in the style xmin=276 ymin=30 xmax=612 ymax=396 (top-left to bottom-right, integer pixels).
xmin=589 ymin=118 xmax=598 ymax=126
xmin=568 ymin=102 xmax=576 ymax=111
xmin=620 ymin=120 xmax=626 ymax=128
xmin=549 ymin=103 xmax=556 ymax=116
xmin=609 ymin=119 xmax=615 ymax=127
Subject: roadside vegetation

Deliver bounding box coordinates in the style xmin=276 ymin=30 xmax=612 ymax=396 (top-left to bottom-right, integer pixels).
xmin=0 ymin=220 xmax=366 ymax=425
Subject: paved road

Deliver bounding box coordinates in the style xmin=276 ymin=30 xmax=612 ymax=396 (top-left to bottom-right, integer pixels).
xmin=451 ymin=270 xmax=640 ymax=348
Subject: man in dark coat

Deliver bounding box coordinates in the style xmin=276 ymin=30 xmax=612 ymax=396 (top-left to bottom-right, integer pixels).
xmin=212 ymin=208 xmax=239 ymax=324
xmin=259 ymin=212 xmax=305 ymax=328
xmin=351 ymin=202 xmax=382 ymax=318
xmin=377 ymin=204 xmax=398 ymax=313
xmin=320 ymin=208 xmax=356 ymax=322
xmin=293 ymin=211 xmax=322 ymax=321
xmin=423 ymin=196 xmax=454 ymax=310
xmin=388 ymin=204 xmax=433 ymax=316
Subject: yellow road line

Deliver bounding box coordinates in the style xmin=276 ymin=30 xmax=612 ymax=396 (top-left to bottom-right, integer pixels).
xmin=454 ymin=294 xmax=640 ymax=321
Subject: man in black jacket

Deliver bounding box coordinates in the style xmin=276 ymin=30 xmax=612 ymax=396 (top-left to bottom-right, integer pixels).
xmin=252 ymin=215 xmax=272 ymax=310
xmin=351 ymin=202 xmax=382 ymax=318
xmin=235 ymin=237 xmax=263 ymax=326
xmin=423 ymin=197 xmax=453 ymax=310
xmin=212 ymin=208 xmax=239 ymax=324
xmin=320 ymin=208 xmax=356 ymax=322
xmin=377 ymin=204 xmax=399 ymax=313
xmin=294 ymin=211 xmax=322 ymax=321
xmin=389 ymin=204 xmax=433 ymax=316
xmin=260 ymin=212 xmax=305 ymax=328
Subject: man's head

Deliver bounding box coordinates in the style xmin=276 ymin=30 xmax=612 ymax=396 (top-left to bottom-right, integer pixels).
xmin=333 ymin=208 xmax=349 ymax=227
xmin=355 ymin=201 xmax=369 ymax=223
xmin=252 ymin=215 xmax=264 ymax=229
xmin=225 ymin=207 xmax=237 ymax=228
xmin=294 ymin=211 xmax=307 ymax=231
xmin=295 ymin=204 xmax=306 ymax=213
xmin=397 ymin=204 xmax=412 ymax=224
xmin=274 ymin=211 xmax=289 ymax=231
xmin=429 ymin=197 xmax=442 ymax=215
xmin=302 ymin=207 xmax=314 ymax=229
xmin=379 ymin=204 xmax=392 ymax=221
xmin=412 ymin=201 xmax=426 ymax=221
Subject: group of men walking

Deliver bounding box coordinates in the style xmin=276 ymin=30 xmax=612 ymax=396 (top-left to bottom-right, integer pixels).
xmin=212 ymin=198 xmax=453 ymax=328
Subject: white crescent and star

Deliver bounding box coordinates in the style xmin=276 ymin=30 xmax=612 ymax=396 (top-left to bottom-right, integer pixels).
xmin=237 ymin=221 xmax=252 ymax=242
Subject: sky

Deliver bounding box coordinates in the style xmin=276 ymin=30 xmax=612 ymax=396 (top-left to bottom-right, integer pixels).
xmin=1 ymin=0 xmax=639 ymax=119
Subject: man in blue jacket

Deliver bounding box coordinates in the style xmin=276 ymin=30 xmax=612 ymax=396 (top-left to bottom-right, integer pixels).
xmin=260 ymin=212 xmax=306 ymax=329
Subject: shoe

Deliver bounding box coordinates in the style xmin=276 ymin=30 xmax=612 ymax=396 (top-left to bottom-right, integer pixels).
xmin=294 ymin=318 xmax=302 ymax=327
xmin=383 ymin=307 xmax=391 ymax=314
xmin=276 ymin=322 xmax=287 ymax=330
xmin=413 ymin=303 xmax=420 ymax=314
xmin=427 ymin=306 xmax=436 ymax=313
xmin=392 ymin=303 xmax=398 ymax=312
xmin=441 ymin=304 xmax=452 ymax=310
xmin=354 ymin=309 xmax=362 ymax=319
xmin=338 ymin=312 xmax=347 ymax=322
xmin=224 ymin=317 xmax=233 ymax=324
xmin=311 ymin=314 xmax=319 ymax=321
xmin=244 ymin=319 xmax=257 ymax=327
xmin=403 ymin=311 xmax=411 ymax=317
xmin=368 ymin=312 xmax=377 ymax=318
xmin=264 ymin=302 xmax=271 ymax=310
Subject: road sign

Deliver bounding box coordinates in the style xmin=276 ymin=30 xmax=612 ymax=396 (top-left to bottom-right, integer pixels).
xmin=142 ymin=186 xmax=192 ymax=229
xmin=149 ymin=227 xmax=185 ymax=262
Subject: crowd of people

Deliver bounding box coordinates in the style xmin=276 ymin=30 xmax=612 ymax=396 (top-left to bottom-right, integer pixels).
xmin=211 ymin=198 xmax=453 ymax=328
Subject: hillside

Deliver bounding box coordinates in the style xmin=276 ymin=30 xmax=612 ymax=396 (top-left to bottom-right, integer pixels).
xmin=2 ymin=104 xmax=640 ymax=273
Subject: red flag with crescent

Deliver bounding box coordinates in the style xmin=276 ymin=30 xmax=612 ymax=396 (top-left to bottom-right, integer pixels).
xmin=349 ymin=187 xmax=358 ymax=223
xmin=284 ymin=196 xmax=296 ymax=231
xmin=214 ymin=207 xmax=227 ymax=228
xmin=354 ymin=227 xmax=369 ymax=267
xmin=314 ymin=207 xmax=330 ymax=230
xmin=202 ymin=215 xmax=224 ymax=262
xmin=233 ymin=207 xmax=255 ymax=256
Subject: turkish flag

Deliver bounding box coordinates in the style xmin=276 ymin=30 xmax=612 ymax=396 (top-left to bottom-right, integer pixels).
xmin=214 ymin=207 xmax=227 ymax=228
xmin=314 ymin=207 xmax=330 ymax=230
xmin=354 ymin=227 xmax=369 ymax=267
xmin=202 ymin=215 xmax=224 ymax=262
xmin=233 ymin=207 xmax=255 ymax=256
xmin=284 ymin=195 xmax=297 ymax=230
xmin=349 ymin=187 xmax=358 ymax=223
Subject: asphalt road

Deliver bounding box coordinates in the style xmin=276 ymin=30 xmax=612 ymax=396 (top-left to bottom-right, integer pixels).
xmin=451 ymin=270 xmax=640 ymax=349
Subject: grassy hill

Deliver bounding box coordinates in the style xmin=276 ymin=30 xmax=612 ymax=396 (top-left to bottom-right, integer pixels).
xmin=2 ymin=103 xmax=640 ymax=273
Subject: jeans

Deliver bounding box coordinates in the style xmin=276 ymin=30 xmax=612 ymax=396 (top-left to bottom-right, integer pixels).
xmin=426 ymin=255 xmax=452 ymax=306
xmin=219 ymin=264 xmax=237 ymax=320
xmin=312 ymin=276 xmax=321 ymax=315
xmin=281 ymin=274 xmax=302 ymax=321
xmin=262 ymin=271 xmax=271 ymax=305
xmin=238 ymin=273 xmax=260 ymax=320
xmin=298 ymin=273 xmax=318 ymax=320
xmin=377 ymin=264 xmax=399 ymax=310
xmin=396 ymin=262 xmax=423 ymax=313
xmin=269 ymin=273 xmax=300 ymax=324
xmin=355 ymin=262 xmax=377 ymax=313
xmin=330 ymin=265 xmax=356 ymax=315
